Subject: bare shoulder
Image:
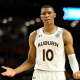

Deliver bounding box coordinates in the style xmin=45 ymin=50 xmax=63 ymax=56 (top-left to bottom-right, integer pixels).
xmin=63 ymin=29 xmax=73 ymax=44
xmin=63 ymin=29 xmax=72 ymax=36
xmin=29 ymin=30 xmax=37 ymax=39
xmin=29 ymin=30 xmax=37 ymax=45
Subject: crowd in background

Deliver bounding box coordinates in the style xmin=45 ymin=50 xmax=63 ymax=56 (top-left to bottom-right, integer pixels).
xmin=0 ymin=47 xmax=33 ymax=80
xmin=0 ymin=26 xmax=28 ymax=44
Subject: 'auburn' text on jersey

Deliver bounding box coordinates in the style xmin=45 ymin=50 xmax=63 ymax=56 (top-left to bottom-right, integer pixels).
xmin=34 ymin=27 xmax=65 ymax=71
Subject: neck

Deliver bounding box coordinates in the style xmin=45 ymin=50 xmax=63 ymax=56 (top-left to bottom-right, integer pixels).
xmin=43 ymin=23 xmax=57 ymax=34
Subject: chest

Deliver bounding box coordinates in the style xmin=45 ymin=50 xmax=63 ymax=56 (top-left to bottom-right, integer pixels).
xmin=35 ymin=34 xmax=64 ymax=49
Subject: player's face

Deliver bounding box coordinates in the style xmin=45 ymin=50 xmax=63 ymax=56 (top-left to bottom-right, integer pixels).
xmin=40 ymin=8 xmax=56 ymax=25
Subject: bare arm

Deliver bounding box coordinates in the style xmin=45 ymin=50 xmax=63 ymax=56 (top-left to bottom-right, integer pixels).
xmin=1 ymin=31 xmax=37 ymax=77
xmin=14 ymin=31 xmax=37 ymax=74
xmin=63 ymin=29 xmax=74 ymax=55
xmin=63 ymin=29 xmax=80 ymax=79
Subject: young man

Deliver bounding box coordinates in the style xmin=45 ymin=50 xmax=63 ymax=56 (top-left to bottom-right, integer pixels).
xmin=1 ymin=5 xmax=80 ymax=80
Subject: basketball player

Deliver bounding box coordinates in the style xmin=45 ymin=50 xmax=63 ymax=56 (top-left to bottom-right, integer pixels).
xmin=1 ymin=5 xmax=80 ymax=80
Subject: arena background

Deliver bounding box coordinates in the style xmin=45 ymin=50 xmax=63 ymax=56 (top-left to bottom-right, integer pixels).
xmin=0 ymin=0 xmax=80 ymax=80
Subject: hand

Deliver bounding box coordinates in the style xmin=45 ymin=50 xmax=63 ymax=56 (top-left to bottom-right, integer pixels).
xmin=73 ymin=71 xmax=80 ymax=79
xmin=1 ymin=66 xmax=16 ymax=77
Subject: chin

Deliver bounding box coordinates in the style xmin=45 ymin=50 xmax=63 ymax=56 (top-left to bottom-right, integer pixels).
xmin=46 ymin=22 xmax=52 ymax=25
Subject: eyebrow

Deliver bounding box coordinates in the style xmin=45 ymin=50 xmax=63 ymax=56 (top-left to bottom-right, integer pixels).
xmin=41 ymin=10 xmax=52 ymax=14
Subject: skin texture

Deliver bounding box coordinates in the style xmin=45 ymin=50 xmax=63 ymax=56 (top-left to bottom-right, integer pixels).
xmin=1 ymin=7 xmax=80 ymax=79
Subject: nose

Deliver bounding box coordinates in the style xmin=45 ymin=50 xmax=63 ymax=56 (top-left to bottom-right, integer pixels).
xmin=45 ymin=13 xmax=49 ymax=17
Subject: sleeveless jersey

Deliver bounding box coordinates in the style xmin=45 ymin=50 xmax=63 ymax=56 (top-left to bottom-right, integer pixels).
xmin=34 ymin=27 xmax=65 ymax=71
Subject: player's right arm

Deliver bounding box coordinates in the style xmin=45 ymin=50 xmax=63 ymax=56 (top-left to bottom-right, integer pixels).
xmin=1 ymin=31 xmax=37 ymax=77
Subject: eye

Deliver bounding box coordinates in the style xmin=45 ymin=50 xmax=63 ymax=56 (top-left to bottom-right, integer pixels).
xmin=42 ymin=13 xmax=46 ymax=15
xmin=48 ymin=12 xmax=52 ymax=14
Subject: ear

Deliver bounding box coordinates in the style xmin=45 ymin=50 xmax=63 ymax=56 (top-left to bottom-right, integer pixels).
xmin=54 ymin=13 xmax=56 ymax=18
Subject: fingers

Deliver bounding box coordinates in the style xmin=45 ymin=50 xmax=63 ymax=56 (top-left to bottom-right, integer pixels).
xmin=1 ymin=72 xmax=10 ymax=77
xmin=1 ymin=72 xmax=7 ymax=76
xmin=77 ymin=74 xmax=80 ymax=79
xmin=1 ymin=66 xmax=11 ymax=71
xmin=73 ymin=72 xmax=80 ymax=79
xmin=1 ymin=66 xmax=15 ymax=77
xmin=1 ymin=72 xmax=13 ymax=77
xmin=1 ymin=66 xmax=8 ymax=70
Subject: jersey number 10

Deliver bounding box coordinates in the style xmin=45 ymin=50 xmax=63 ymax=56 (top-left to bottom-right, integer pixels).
xmin=43 ymin=49 xmax=54 ymax=61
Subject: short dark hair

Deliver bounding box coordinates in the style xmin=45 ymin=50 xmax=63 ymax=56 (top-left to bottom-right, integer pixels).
xmin=41 ymin=5 xmax=55 ymax=13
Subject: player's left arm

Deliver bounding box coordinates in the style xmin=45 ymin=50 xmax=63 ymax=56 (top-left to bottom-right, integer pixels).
xmin=63 ymin=29 xmax=80 ymax=79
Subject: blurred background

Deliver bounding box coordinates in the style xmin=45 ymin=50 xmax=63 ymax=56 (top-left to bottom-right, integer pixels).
xmin=0 ymin=0 xmax=80 ymax=80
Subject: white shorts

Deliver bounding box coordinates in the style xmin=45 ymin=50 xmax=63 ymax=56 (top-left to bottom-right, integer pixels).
xmin=32 ymin=69 xmax=66 ymax=80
